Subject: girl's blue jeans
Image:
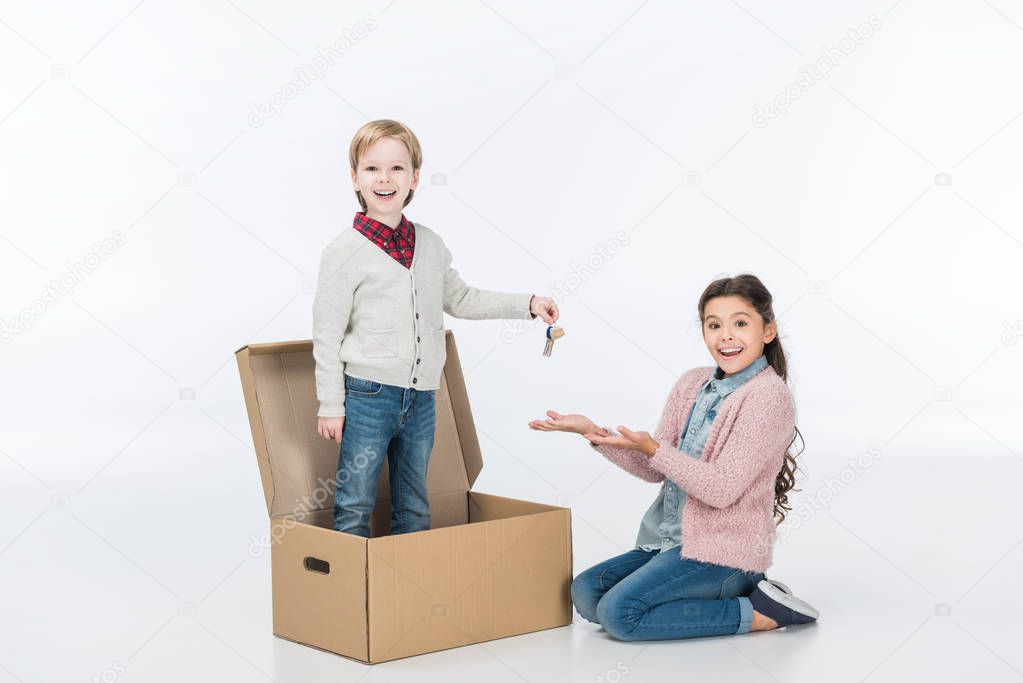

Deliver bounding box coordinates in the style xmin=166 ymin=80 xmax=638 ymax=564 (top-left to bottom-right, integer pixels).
xmin=333 ymin=374 xmax=436 ymax=538
xmin=571 ymin=549 xmax=765 ymax=640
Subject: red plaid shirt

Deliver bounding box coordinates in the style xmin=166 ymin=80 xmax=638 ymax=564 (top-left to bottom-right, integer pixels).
xmin=352 ymin=212 xmax=415 ymax=268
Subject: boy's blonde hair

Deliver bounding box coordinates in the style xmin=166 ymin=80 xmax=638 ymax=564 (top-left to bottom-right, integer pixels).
xmin=348 ymin=119 xmax=423 ymax=211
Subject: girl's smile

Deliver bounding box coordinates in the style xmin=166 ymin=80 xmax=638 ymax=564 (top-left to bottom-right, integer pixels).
xmin=718 ymin=345 xmax=744 ymax=359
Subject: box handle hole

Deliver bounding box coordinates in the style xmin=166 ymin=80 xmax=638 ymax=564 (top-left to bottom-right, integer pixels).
xmin=303 ymin=556 xmax=330 ymax=574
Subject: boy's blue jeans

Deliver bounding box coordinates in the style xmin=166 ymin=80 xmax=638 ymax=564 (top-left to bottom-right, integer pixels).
xmin=333 ymin=374 xmax=437 ymax=538
xmin=571 ymin=549 xmax=765 ymax=640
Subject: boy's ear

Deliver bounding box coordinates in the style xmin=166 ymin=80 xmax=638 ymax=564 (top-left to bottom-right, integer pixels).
xmin=411 ymin=168 xmax=420 ymax=190
xmin=350 ymin=167 xmax=359 ymax=191
xmin=764 ymin=320 xmax=778 ymax=344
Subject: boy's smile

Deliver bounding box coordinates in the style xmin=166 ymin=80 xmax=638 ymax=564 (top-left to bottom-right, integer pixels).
xmin=702 ymin=295 xmax=776 ymax=378
xmin=352 ymin=136 xmax=420 ymax=226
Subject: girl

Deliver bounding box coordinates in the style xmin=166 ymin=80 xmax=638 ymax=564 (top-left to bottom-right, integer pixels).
xmin=528 ymin=274 xmax=818 ymax=640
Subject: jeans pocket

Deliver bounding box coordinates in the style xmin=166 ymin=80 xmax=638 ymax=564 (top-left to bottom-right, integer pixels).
xmin=345 ymin=374 xmax=382 ymax=396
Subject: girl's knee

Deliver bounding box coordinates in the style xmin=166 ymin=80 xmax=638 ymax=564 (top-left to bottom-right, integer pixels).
xmin=595 ymin=593 xmax=641 ymax=641
xmin=570 ymin=576 xmax=599 ymax=624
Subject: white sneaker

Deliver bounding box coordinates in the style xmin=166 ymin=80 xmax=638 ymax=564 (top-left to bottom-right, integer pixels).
xmin=748 ymin=579 xmax=820 ymax=626
xmin=764 ymin=578 xmax=792 ymax=595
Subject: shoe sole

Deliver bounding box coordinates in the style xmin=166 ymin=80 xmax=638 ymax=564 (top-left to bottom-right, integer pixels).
xmin=757 ymin=579 xmax=820 ymax=620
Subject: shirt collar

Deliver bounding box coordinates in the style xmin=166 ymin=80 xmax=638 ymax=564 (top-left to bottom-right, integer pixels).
xmin=353 ymin=212 xmax=413 ymax=240
xmin=709 ymin=354 xmax=768 ymax=396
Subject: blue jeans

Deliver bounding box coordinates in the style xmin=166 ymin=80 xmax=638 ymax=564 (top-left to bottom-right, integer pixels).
xmin=333 ymin=374 xmax=437 ymax=537
xmin=571 ymin=549 xmax=765 ymax=640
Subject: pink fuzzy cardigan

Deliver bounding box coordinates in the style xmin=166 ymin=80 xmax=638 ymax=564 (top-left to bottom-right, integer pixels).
xmin=594 ymin=364 xmax=795 ymax=573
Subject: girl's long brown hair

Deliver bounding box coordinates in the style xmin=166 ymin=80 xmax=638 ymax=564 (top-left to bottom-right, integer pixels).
xmin=698 ymin=274 xmax=803 ymax=525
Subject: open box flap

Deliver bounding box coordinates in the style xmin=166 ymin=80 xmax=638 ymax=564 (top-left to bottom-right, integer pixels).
xmin=236 ymin=331 xmax=484 ymax=519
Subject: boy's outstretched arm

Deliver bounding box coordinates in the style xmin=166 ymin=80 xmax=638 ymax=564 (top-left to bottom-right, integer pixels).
xmin=441 ymin=243 xmax=557 ymax=322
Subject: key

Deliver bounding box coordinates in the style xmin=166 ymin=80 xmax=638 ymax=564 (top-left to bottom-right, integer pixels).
xmin=542 ymin=325 xmax=565 ymax=357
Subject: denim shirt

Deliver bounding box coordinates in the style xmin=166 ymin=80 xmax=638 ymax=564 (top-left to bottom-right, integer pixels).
xmin=635 ymin=355 xmax=769 ymax=552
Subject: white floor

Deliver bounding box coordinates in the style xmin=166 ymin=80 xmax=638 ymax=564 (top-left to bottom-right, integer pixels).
xmin=2 ymin=410 xmax=1021 ymax=683
xmin=4 ymin=0 xmax=1023 ymax=680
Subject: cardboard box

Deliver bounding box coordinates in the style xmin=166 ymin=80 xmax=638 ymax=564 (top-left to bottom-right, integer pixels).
xmin=235 ymin=331 xmax=573 ymax=663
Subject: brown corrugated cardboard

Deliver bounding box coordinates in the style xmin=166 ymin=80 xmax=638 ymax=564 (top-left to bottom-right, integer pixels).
xmin=235 ymin=331 xmax=573 ymax=663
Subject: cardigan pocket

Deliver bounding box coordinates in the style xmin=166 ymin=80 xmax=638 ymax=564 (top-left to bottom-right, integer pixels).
xmin=427 ymin=325 xmax=446 ymax=360
xmin=361 ymin=327 xmax=399 ymax=359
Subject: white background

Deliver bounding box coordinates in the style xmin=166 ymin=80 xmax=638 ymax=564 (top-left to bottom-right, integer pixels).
xmin=2 ymin=1 xmax=1022 ymax=681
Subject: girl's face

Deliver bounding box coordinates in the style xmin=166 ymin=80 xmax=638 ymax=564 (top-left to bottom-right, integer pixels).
xmin=702 ymin=295 xmax=776 ymax=378
xmin=351 ymin=136 xmax=419 ymax=219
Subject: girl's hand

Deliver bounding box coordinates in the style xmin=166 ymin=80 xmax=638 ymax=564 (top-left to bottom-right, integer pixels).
xmin=528 ymin=410 xmax=595 ymax=435
xmin=583 ymin=425 xmax=660 ymax=457
xmin=318 ymin=416 xmax=344 ymax=443
xmin=529 ymin=295 xmax=559 ymax=324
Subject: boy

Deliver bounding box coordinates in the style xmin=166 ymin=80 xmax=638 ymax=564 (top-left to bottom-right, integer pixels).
xmin=313 ymin=119 xmax=558 ymax=538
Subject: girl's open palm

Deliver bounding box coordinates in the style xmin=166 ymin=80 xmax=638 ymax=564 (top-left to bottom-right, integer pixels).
xmin=527 ymin=410 xmax=595 ymax=435
xmin=584 ymin=425 xmax=660 ymax=457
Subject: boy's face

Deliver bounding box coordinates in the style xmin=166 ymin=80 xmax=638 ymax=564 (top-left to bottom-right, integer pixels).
xmin=702 ymin=295 xmax=776 ymax=378
xmin=351 ymin=136 xmax=419 ymax=216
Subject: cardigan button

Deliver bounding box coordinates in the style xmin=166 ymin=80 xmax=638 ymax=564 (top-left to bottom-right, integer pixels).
xmin=412 ymin=378 xmax=418 ymax=384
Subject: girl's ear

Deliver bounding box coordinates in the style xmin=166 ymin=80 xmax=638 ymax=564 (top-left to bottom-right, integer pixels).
xmin=763 ymin=320 xmax=778 ymax=344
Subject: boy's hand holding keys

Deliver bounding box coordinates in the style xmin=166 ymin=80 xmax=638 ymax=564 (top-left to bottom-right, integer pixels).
xmin=529 ymin=295 xmax=559 ymax=324
xmin=528 ymin=296 xmax=565 ymax=357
